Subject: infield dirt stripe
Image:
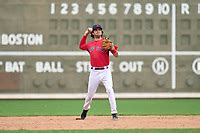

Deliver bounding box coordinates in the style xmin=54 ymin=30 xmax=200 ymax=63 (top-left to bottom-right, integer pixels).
xmin=0 ymin=116 xmax=200 ymax=130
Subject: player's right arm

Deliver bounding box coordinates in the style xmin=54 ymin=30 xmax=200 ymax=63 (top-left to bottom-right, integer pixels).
xmin=79 ymin=28 xmax=92 ymax=50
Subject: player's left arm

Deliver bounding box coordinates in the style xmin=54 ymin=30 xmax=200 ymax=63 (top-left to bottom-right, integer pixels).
xmin=110 ymin=44 xmax=118 ymax=57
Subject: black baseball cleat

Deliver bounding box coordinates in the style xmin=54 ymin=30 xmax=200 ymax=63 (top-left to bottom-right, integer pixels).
xmin=80 ymin=109 xmax=88 ymax=120
xmin=112 ymin=113 xmax=118 ymax=120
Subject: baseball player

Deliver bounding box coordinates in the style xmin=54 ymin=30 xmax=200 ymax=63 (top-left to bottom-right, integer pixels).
xmin=78 ymin=24 xmax=118 ymax=120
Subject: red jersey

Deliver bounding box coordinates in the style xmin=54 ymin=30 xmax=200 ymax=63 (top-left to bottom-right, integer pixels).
xmin=79 ymin=35 xmax=118 ymax=67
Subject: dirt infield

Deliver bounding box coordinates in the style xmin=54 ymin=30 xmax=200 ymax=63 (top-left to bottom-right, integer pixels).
xmin=0 ymin=116 xmax=200 ymax=130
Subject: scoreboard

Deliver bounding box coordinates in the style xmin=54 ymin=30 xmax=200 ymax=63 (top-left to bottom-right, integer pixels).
xmin=0 ymin=0 xmax=200 ymax=98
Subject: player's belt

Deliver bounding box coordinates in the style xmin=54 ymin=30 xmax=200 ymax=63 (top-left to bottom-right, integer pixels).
xmin=91 ymin=66 xmax=109 ymax=70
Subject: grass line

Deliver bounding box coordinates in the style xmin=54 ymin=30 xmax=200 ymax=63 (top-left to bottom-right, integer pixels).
xmin=0 ymin=99 xmax=200 ymax=116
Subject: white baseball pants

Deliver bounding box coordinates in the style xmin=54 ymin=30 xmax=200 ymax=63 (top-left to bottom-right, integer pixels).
xmin=83 ymin=67 xmax=117 ymax=114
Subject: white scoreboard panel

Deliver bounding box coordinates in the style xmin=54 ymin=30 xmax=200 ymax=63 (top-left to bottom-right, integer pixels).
xmin=0 ymin=0 xmax=200 ymax=98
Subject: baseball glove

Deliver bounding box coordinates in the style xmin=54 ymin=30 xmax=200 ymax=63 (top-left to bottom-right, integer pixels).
xmin=102 ymin=37 xmax=113 ymax=50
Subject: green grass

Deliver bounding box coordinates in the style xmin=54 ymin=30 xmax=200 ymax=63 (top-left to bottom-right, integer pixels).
xmin=0 ymin=99 xmax=200 ymax=116
xmin=0 ymin=129 xmax=200 ymax=133
xmin=0 ymin=99 xmax=200 ymax=132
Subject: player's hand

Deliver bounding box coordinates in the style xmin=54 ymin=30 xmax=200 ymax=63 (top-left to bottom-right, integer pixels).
xmin=102 ymin=37 xmax=113 ymax=50
xmin=110 ymin=43 xmax=114 ymax=50
xmin=84 ymin=28 xmax=92 ymax=36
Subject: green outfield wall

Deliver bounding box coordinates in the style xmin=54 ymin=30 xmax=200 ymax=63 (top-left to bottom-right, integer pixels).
xmin=0 ymin=0 xmax=200 ymax=98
